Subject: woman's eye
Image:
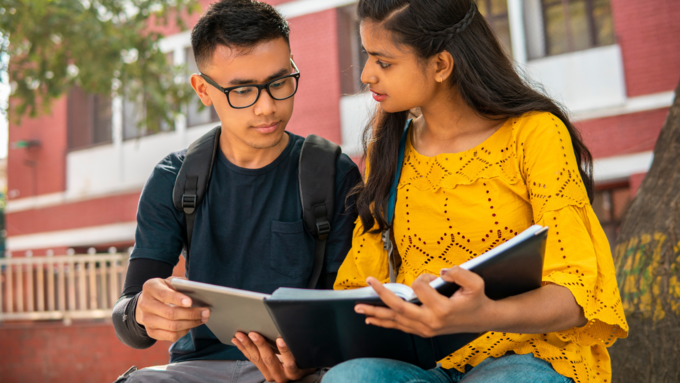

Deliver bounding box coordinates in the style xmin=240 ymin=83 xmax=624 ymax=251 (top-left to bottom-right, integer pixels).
xmin=377 ymin=60 xmax=391 ymax=69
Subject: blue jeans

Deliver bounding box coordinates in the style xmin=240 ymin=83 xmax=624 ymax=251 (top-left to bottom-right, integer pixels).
xmin=321 ymin=353 xmax=574 ymax=383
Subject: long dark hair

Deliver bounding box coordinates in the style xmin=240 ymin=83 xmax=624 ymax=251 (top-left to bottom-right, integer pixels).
xmin=352 ymin=0 xmax=594 ymax=234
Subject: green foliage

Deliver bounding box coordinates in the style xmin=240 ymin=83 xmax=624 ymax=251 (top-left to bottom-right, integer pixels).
xmin=0 ymin=0 xmax=200 ymax=129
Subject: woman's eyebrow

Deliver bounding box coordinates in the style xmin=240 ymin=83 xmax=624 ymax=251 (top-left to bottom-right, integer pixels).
xmin=228 ymin=68 xmax=290 ymax=86
xmin=363 ymin=46 xmax=394 ymax=59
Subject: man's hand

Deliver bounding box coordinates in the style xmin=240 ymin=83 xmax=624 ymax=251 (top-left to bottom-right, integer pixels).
xmin=232 ymin=332 xmax=315 ymax=383
xmin=135 ymin=277 xmax=210 ymax=342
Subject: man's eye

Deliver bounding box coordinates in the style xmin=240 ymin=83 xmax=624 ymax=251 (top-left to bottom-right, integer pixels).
xmin=233 ymin=87 xmax=253 ymax=95
xmin=270 ymin=80 xmax=286 ymax=89
xmin=377 ymin=60 xmax=391 ymax=69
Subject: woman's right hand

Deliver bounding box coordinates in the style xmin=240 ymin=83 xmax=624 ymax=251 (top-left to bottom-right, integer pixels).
xmin=135 ymin=277 xmax=210 ymax=341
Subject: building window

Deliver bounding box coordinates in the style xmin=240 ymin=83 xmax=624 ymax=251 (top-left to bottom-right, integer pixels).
xmin=477 ymin=0 xmax=513 ymax=56
xmin=186 ymin=47 xmax=219 ymax=127
xmin=592 ymin=182 xmax=631 ymax=250
xmin=67 ymin=87 xmax=112 ymax=150
xmin=524 ymin=0 xmax=614 ymax=59
xmin=123 ymin=53 xmax=178 ymax=140
xmin=337 ymin=6 xmax=368 ymax=96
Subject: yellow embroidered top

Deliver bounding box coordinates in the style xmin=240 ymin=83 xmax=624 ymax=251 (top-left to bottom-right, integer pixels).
xmin=334 ymin=112 xmax=628 ymax=383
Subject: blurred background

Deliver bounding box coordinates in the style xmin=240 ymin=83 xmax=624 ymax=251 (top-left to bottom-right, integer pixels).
xmin=0 ymin=0 xmax=678 ymax=382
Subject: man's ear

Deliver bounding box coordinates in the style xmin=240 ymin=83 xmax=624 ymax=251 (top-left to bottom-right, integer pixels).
xmin=433 ymin=50 xmax=454 ymax=83
xmin=190 ymin=74 xmax=214 ymax=107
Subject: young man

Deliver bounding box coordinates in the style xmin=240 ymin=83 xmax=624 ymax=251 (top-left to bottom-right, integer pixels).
xmin=111 ymin=1 xmax=361 ymax=382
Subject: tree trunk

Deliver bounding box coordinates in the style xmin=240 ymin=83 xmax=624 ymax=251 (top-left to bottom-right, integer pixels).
xmin=610 ymin=79 xmax=680 ymax=383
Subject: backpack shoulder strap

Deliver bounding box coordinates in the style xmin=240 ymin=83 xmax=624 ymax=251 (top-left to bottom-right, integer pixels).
xmin=299 ymin=134 xmax=341 ymax=289
xmin=172 ymin=126 xmax=221 ymax=270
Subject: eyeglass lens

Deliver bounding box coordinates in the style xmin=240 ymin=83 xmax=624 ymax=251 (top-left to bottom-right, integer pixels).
xmin=229 ymin=76 xmax=298 ymax=108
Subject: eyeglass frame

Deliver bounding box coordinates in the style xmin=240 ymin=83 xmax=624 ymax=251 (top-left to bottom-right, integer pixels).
xmin=199 ymin=58 xmax=301 ymax=109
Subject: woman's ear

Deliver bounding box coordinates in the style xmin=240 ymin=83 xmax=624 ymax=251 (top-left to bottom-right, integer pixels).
xmin=433 ymin=50 xmax=454 ymax=83
xmin=190 ymin=74 xmax=214 ymax=107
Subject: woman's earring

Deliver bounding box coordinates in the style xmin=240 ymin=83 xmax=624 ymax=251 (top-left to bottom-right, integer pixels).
xmin=438 ymin=76 xmax=444 ymax=83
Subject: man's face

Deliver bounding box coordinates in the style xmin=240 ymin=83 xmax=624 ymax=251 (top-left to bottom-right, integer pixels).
xmin=191 ymin=37 xmax=295 ymax=150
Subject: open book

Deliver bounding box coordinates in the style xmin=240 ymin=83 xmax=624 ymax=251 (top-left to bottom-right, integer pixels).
xmin=171 ymin=224 xmax=548 ymax=369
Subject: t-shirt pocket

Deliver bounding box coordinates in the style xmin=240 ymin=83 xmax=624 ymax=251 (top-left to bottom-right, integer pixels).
xmin=270 ymin=220 xmax=315 ymax=279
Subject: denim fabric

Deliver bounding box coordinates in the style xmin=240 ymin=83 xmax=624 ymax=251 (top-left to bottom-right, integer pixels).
xmin=321 ymin=353 xmax=574 ymax=383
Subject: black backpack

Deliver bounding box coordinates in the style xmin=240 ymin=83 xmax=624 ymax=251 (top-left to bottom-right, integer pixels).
xmin=171 ymin=127 xmax=341 ymax=289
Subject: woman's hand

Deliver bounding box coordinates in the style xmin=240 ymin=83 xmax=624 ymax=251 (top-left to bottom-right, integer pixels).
xmin=232 ymin=332 xmax=315 ymax=383
xmin=354 ymin=266 xmax=497 ymax=338
xmin=356 ymin=265 xmax=588 ymax=337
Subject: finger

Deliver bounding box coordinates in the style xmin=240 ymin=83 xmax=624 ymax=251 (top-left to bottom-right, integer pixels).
xmin=249 ymin=332 xmax=286 ymax=382
xmin=140 ymin=296 xmax=210 ymax=321
xmin=235 ymin=333 xmax=275 ymax=382
xmin=410 ymin=274 xmax=450 ymax=308
xmin=366 ymin=316 xmax=434 ymax=338
xmin=357 ymin=304 xmax=428 ymax=334
xmin=231 ymin=337 xmax=251 ymax=359
xmin=145 ymin=278 xmax=194 ymax=308
xmin=420 ymin=273 xmax=439 ymax=282
xmin=141 ymin=313 xmax=205 ymax=333
xmin=146 ymin=328 xmax=190 ymax=342
xmin=442 ymin=266 xmax=485 ymax=295
xmin=366 ymin=278 xmax=424 ymax=319
xmin=276 ymin=338 xmax=301 ymax=378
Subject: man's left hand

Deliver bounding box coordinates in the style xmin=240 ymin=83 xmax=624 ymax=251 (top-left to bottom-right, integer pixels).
xmin=232 ymin=332 xmax=314 ymax=383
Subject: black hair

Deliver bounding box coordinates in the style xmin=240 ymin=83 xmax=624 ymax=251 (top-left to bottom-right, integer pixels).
xmin=353 ymin=0 xmax=594 ymax=234
xmin=191 ymin=0 xmax=290 ymax=70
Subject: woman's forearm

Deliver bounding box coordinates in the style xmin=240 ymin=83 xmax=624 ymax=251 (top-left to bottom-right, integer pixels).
xmin=486 ymin=284 xmax=587 ymax=334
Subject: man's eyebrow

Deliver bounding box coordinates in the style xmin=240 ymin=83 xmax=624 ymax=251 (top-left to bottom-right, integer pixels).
xmin=228 ymin=68 xmax=290 ymax=86
xmin=363 ymin=46 xmax=394 ymax=59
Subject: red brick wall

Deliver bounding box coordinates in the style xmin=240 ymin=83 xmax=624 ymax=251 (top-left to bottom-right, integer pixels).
xmin=7 ymin=97 xmax=68 ymax=200
xmin=575 ymin=107 xmax=668 ymax=159
xmin=0 ymin=321 xmax=172 ymax=383
xmin=611 ymin=0 xmax=680 ymax=97
xmin=284 ymin=9 xmax=343 ymax=143
xmin=6 ymin=192 xmax=140 ymax=237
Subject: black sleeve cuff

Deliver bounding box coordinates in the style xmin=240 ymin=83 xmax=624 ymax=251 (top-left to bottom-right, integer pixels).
xmin=112 ymin=293 xmax=157 ymax=349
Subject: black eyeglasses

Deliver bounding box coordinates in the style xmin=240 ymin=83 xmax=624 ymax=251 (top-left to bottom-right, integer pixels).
xmin=200 ymin=59 xmax=301 ymax=109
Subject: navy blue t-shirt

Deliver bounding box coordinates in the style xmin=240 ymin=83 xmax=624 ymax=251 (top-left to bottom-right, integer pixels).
xmin=130 ymin=132 xmax=361 ymax=362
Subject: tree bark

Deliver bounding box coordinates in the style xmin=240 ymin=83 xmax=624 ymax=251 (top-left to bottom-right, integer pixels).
xmin=610 ymin=79 xmax=680 ymax=383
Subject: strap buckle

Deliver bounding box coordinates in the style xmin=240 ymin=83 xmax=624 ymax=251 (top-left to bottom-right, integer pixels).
xmin=182 ymin=194 xmax=197 ymax=214
xmin=316 ymin=220 xmax=331 ymax=238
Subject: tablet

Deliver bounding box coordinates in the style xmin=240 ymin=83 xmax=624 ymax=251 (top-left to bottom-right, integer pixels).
xmin=170 ymin=278 xmax=281 ymax=347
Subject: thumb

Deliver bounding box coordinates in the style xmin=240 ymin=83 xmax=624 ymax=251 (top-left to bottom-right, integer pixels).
xmin=441 ymin=266 xmax=484 ymax=295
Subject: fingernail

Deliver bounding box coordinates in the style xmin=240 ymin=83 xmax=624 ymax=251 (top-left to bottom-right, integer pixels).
xmin=365 ymin=319 xmax=371 ymax=325
xmin=366 ymin=278 xmax=373 ymax=286
xmin=248 ymin=333 xmax=257 ymax=342
xmin=277 ymin=338 xmax=285 ymax=348
xmin=355 ymin=306 xmax=364 ymax=314
xmin=202 ymin=317 xmax=208 ymax=323
xmin=440 ymin=268 xmax=449 ymax=275
xmin=182 ymin=298 xmax=191 ymax=307
xmin=202 ymin=310 xmax=210 ymax=318
xmin=235 ymin=333 xmax=245 ymax=342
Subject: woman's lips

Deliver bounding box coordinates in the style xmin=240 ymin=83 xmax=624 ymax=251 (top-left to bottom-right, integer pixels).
xmin=252 ymin=122 xmax=280 ymax=134
xmin=371 ymin=91 xmax=387 ymax=102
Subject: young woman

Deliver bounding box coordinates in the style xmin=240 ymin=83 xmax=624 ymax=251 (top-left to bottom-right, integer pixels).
xmin=323 ymin=0 xmax=628 ymax=382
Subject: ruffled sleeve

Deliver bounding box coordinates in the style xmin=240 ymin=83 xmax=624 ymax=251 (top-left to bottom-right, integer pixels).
xmin=334 ymin=216 xmax=390 ymax=290
xmin=516 ymin=112 xmax=628 ymax=345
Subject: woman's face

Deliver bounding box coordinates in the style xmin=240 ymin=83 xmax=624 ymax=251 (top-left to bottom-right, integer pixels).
xmin=359 ymin=21 xmax=440 ymax=113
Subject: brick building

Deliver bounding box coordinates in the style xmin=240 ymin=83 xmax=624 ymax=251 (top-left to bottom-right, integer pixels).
xmin=2 ymin=0 xmax=679 ymax=381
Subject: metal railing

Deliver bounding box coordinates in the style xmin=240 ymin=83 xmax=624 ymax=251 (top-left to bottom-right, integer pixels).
xmin=0 ymin=252 xmax=129 ymax=324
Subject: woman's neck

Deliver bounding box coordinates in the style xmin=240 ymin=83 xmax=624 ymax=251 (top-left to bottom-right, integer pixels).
xmin=413 ymin=89 xmax=506 ymax=157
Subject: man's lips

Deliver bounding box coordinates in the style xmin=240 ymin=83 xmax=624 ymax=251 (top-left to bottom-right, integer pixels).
xmin=251 ymin=121 xmax=280 ymax=134
xmin=371 ymin=90 xmax=387 ymax=102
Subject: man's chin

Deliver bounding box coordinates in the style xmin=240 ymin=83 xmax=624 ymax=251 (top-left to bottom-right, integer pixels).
xmin=246 ymin=130 xmax=287 ymax=150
